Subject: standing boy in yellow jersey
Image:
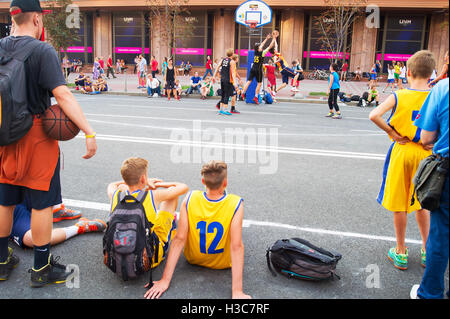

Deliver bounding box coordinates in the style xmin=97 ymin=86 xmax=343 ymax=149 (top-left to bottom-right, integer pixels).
xmin=369 ymin=50 xmax=435 ymax=271
xmin=144 ymin=160 xmax=250 ymax=299
xmin=107 ymin=157 xmax=189 ymax=268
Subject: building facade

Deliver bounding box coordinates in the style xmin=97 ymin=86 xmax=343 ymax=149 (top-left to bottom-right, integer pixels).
xmin=0 ymin=0 xmax=448 ymax=72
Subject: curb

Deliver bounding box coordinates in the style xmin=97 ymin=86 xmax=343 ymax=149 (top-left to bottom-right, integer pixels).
xmin=71 ymin=90 xmax=362 ymax=107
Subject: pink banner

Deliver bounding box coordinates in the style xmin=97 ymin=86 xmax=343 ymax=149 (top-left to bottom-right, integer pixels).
xmin=236 ymin=49 xmax=248 ymax=57
xmin=303 ymin=51 xmax=350 ymax=59
xmin=115 ymin=47 xmax=150 ymax=54
xmin=376 ymin=53 xmax=412 ymax=62
xmin=172 ymin=48 xmax=212 ymax=55
xmin=61 ymin=46 xmax=92 ymax=53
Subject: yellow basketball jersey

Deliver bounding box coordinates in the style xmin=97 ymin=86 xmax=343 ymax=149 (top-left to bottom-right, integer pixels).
xmin=111 ymin=189 xmax=157 ymax=224
xmin=387 ymin=89 xmax=430 ymax=143
xmin=184 ymin=190 xmax=243 ymax=269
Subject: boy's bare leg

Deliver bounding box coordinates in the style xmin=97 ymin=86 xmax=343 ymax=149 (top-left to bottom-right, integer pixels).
xmin=23 ymin=228 xmax=67 ymax=248
xmin=31 ymin=207 xmax=53 ymax=246
xmin=415 ymin=209 xmax=430 ymax=252
xmin=0 ymin=206 xmax=15 ymax=238
xmin=393 ymin=211 xmax=408 ymax=254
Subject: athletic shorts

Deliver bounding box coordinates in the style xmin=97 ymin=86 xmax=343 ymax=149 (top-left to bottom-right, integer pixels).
xmin=387 ymin=79 xmax=394 ymax=83
xmin=370 ymin=74 xmax=377 ymax=80
xmin=281 ymin=68 xmax=296 ymax=84
xmin=152 ymin=210 xmax=177 ymax=267
xmin=0 ymin=158 xmax=62 ymax=210
xmin=267 ymin=77 xmax=276 ymax=87
xmin=377 ymin=142 xmax=432 ymax=213
xmin=10 ymin=202 xmax=31 ymax=248
xmin=394 ymin=73 xmax=400 ymax=80
xmin=165 ymin=80 xmax=176 ymax=90
xmin=248 ymin=67 xmax=263 ymax=83
xmin=220 ymin=82 xmax=234 ymax=105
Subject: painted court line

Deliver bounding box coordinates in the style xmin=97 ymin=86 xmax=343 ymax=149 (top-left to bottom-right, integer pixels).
xmin=74 ymin=133 xmax=386 ymax=160
xmin=62 ymin=198 xmax=421 ymax=245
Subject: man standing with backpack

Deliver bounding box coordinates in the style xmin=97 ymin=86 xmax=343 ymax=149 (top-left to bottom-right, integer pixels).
xmin=0 ymin=0 xmax=97 ymax=287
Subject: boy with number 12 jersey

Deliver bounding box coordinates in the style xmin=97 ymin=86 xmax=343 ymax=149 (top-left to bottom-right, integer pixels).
xmin=145 ymin=161 xmax=250 ymax=299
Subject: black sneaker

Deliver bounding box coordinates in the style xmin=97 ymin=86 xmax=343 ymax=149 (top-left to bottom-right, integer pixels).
xmin=0 ymin=247 xmax=19 ymax=281
xmin=231 ymin=108 xmax=240 ymax=114
xmin=29 ymin=254 xmax=73 ymax=288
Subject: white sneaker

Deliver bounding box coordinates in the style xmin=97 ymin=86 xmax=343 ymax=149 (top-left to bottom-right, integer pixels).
xmin=153 ymin=93 xmax=159 ymax=97
xmin=410 ymin=284 xmax=420 ymax=299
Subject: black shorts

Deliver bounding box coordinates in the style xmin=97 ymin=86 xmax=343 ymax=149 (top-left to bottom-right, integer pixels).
xmin=165 ymin=80 xmax=176 ymax=90
xmin=220 ymin=82 xmax=234 ymax=105
xmin=248 ymin=67 xmax=263 ymax=83
xmin=0 ymin=157 xmax=62 ymax=210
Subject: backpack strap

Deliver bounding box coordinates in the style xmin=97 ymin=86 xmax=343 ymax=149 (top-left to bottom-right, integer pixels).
xmin=14 ymin=39 xmax=42 ymax=62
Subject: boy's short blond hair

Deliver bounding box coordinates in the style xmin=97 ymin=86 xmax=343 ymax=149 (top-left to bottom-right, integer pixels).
xmin=226 ymin=49 xmax=234 ymax=57
xmin=407 ymin=50 xmax=436 ymax=80
xmin=121 ymin=157 xmax=148 ymax=186
xmin=201 ymin=160 xmax=227 ymax=190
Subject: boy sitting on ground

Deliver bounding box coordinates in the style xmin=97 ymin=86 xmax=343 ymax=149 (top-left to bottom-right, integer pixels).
xmin=107 ymin=157 xmax=189 ymax=270
xmin=144 ymin=160 xmax=251 ymax=299
xmin=367 ymin=84 xmax=379 ymax=106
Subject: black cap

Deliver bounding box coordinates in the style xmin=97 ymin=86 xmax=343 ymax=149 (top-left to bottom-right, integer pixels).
xmin=10 ymin=0 xmax=51 ymax=15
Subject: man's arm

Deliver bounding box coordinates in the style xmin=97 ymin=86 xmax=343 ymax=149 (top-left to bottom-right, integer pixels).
xmin=230 ymin=202 xmax=251 ymax=299
xmin=152 ymin=182 xmax=189 ymax=208
xmin=52 ymin=85 xmax=97 ymax=159
xmin=144 ymin=195 xmax=190 ymax=299
xmin=421 ymin=129 xmax=438 ymax=147
xmin=369 ymin=94 xmax=409 ymax=144
xmin=107 ymin=181 xmax=128 ymax=201
xmin=231 ymin=60 xmax=237 ymax=87
xmin=258 ymin=34 xmax=271 ymax=52
xmin=213 ymin=59 xmax=223 ymax=82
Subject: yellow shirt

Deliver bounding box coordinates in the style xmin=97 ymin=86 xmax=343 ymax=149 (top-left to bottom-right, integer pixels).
xmin=388 ymin=89 xmax=431 ymax=143
xmin=184 ymin=190 xmax=243 ymax=269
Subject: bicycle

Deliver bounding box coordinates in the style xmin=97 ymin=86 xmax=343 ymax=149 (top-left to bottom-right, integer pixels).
xmin=307 ymin=67 xmax=329 ymax=80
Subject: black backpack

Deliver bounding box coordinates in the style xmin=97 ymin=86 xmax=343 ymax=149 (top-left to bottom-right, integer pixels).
xmin=0 ymin=38 xmax=41 ymax=146
xmin=103 ymin=191 xmax=159 ymax=286
xmin=266 ymin=238 xmax=342 ymax=281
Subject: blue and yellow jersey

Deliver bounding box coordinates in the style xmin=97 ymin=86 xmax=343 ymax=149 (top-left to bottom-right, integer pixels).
xmin=387 ymin=89 xmax=431 ymax=143
xmin=110 ymin=189 xmax=175 ymax=267
xmin=274 ymin=54 xmax=288 ymax=72
xmin=184 ymin=190 xmax=243 ymax=269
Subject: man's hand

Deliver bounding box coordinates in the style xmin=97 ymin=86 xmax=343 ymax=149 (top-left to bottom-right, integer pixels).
xmin=154 ymin=182 xmax=176 ymax=188
xmin=83 ymin=137 xmax=97 ymax=159
xmin=147 ymin=178 xmax=163 ymax=190
xmin=422 ymin=143 xmax=434 ymax=151
xmin=144 ymin=280 xmax=170 ymax=299
xmin=389 ymin=130 xmax=409 ymax=145
xmin=232 ymin=291 xmax=252 ymax=299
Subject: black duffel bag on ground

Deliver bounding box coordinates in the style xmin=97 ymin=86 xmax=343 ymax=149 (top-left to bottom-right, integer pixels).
xmin=266 ymin=238 xmax=342 ymax=281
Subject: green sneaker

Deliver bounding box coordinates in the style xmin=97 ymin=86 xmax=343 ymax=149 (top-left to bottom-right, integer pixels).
xmin=388 ymin=247 xmax=408 ymax=270
xmin=325 ymin=112 xmax=334 ymax=117
xmin=421 ymin=248 xmax=426 ymax=268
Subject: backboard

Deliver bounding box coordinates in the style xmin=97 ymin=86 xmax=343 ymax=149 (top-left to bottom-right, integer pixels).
xmin=235 ymin=0 xmax=272 ymax=29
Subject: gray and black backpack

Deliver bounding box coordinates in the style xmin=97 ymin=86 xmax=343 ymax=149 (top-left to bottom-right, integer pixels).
xmin=0 ymin=38 xmax=41 ymax=146
xmin=103 ymin=191 xmax=159 ymax=286
xmin=266 ymin=238 xmax=342 ymax=281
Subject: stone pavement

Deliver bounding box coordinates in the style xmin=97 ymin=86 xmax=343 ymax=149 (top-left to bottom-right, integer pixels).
xmin=67 ymin=70 xmax=397 ymax=104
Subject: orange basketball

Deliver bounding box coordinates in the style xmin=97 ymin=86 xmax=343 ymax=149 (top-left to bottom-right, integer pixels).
xmin=41 ymin=104 xmax=80 ymax=141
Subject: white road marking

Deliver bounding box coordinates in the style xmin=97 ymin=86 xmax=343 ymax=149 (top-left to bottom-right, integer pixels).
xmin=74 ymin=133 xmax=386 ymax=160
xmin=62 ymin=198 xmax=422 ymax=245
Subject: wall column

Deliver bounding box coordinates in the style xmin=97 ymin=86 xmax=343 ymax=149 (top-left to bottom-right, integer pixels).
xmin=212 ymin=9 xmax=235 ymax=60
xmin=427 ymin=13 xmax=449 ymax=72
xmin=349 ymin=16 xmax=377 ymax=72
xmin=280 ymin=9 xmax=305 ymax=66
xmin=93 ymin=11 xmax=112 ymax=60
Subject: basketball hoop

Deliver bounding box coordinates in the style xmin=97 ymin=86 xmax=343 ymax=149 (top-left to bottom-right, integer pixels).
xmin=245 ymin=20 xmax=258 ymax=29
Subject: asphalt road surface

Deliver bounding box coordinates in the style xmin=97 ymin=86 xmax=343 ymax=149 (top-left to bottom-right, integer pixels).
xmin=1 ymin=94 xmax=447 ymax=299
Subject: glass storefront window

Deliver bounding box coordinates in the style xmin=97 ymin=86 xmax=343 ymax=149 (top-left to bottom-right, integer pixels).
xmin=61 ymin=12 xmax=93 ymax=64
xmin=235 ymin=23 xmax=274 ymax=68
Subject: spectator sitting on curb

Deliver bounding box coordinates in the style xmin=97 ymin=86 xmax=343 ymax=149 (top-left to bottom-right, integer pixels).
xmin=74 ymin=72 xmax=86 ymax=90
xmin=200 ymin=76 xmax=213 ymax=100
xmin=80 ymin=76 xmax=93 ymax=94
xmin=146 ymin=73 xmax=161 ymax=97
xmin=187 ymin=72 xmax=202 ymax=95
xmin=175 ymin=80 xmax=182 ymax=97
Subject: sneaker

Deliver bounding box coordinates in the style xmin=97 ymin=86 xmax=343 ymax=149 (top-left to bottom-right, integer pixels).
xmin=0 ymin=247 xmax=19 ymax=281
xmin=421 ymin=248 xmax=426 ymax=268
xmin=325 ymin=112 xmax=334 ymax=117
xmin=53 ymin=205 xmax=82 ymax=223
xmin=216 ymin=102 xmax=221 ymax=110
xmin=253 ymin=97 xmax=260 ymax=105
xmin=388 ymin=247 xmax=408 ymax=270
xmin=241 ymin=92 xmax=246 ymax=100
xmin=231 ymin=109 xmax=240 ymax=114
xmin=29 ymin=254 xmax=73 ymax=288
xmin=332 ymin=113 xmax=342 ymax=119
xmin=75 ymin=218 xmax=107 ymax=234
xmin=410 ymin=284 xmax=420 ymax=299
xmin=223 ymin=110 xmax=232 ymax=115
xmin=291 ymin=87 xmax=299 ymax=92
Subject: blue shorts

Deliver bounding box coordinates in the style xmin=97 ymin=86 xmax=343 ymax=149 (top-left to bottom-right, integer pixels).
xmin=10 ymin=202 xmax=31 ymax=248
xmin=0 ymin=157 xmax=62 ymax=210
xmin=370 ymin=74 xmax=377 ymax=80
xmin=387 ymin=79 xmax=394 ymax=83
xmin=281 ymin=68 xmax=297 ymax=84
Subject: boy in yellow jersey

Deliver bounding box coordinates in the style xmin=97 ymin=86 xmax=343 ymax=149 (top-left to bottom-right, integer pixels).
xmin=369 ymin=50 xmax=436 ymax=271
xmin=144 ymin=160 xmax=250 ymax=299
xmin=107 ymin=157 xmax=189 ymax=268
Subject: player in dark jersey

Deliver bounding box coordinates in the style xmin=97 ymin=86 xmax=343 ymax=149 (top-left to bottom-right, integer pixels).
xmin=241 ymin=34 xmax=276 ymax=104
xmin=213 ymin=49 xmax=237 ymax=115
